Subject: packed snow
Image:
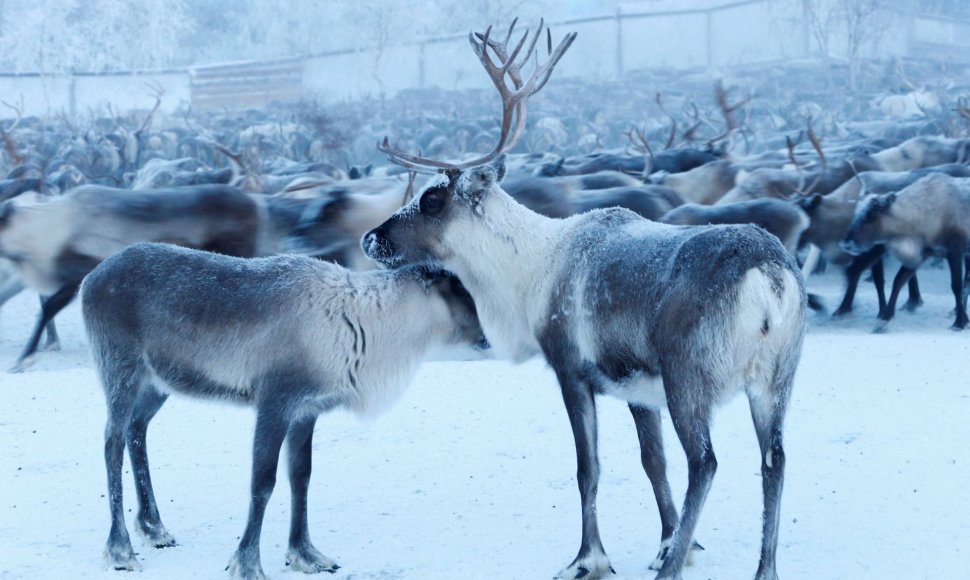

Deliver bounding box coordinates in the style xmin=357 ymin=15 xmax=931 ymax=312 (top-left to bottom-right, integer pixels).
xmin=1 ymin=265 xmax=968 ymax=579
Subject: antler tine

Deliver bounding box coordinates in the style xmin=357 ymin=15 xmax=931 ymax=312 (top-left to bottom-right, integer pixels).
xmin=516 ymin=18 xmax=544 ymax=72
xmin=1 ymin=99 xmax=23 ymax=133
xmin=795 ymin=120 xmax=827 ymax=198
xmin=504 ymin=17 xmax=518 ymax=46
xmin=664 ymin=119 xmax=678 ymax=150
xmin=377 ymin=137 xmax=449 ymax=172
xmin=624 ymin=125 xmax=655 ymax=179
xmin=956 ymin=96 xmax=970 ymax=121
xmin=807 ymin=120 xmax=826 ymax=170
xmin=527 ymin=30 xmax=577 ymax=95
xmin=785 ymin=134 xmax=799 ymax=169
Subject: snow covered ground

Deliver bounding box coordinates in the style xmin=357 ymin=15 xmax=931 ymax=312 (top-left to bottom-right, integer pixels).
xmin=1 ymin=266 xmax=968 ymax=580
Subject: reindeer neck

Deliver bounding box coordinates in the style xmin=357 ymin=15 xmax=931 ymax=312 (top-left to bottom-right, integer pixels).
xmin=446 ymin=192 xmax=566 ymax=362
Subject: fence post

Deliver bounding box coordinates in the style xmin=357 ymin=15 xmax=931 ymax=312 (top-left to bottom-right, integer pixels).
xmin=706 ymin=10 xmax=714 ymax=67
xmin=615 ymin=7 xmax=624 ymax=76
xmin=69 ymin=73 xmax=77 ymax=119
xmin=419 ymin=42 xmax=426 ymax=88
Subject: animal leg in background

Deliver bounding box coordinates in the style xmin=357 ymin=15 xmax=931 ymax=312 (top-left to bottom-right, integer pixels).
xmin=874 ymin=266 xmax=917 ymax=333
xmin=10 ymin=281 xmax=80 ymax=372
xmin=946 ymin=249 xmax=969 ymax=330
xmin=834 ymin=247 xmax=885 ymax=317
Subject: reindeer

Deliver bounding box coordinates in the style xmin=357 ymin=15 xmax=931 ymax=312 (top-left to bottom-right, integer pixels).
xmin=871 ymin=135 xmax=970 ymax=172
xmin=0 ymin=183 xmax=345 ymax=371
xmin=842 ymin=173 xmax=970 ymax=331
xmin=82 ymin=242 xmax=487 ymax=578
xmin=365 ymin=20 xmax=805 ymax=580
xmin=800 ymin=164 xmax=970 ymax=318
xmin=660 ymin=198 xmax=808 ymax=254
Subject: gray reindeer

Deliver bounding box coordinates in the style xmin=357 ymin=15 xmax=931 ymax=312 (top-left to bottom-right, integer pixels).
xmin=81 ymin=243 xmax=486 ymax=579
xmin=842 ymin=173 xmax=970 ymax=331
xmin=358 ymin=19 xmax=806 ymax=580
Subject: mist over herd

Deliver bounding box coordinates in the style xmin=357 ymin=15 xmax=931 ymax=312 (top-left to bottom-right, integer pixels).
xmin=2 ymin=2 xmax=970 ymax=579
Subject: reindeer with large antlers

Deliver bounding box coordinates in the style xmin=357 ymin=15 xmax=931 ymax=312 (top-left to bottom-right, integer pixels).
xmin=367 ymin=19 xmax=805 ymax=580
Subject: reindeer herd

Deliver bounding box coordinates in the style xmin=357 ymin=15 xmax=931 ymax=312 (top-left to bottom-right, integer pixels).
xmin=1 ymin=17 xmax=970 ymax=580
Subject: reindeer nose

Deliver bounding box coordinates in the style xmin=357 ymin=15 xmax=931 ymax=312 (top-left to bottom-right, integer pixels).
xmin=362 ymin=227 xmax=394 ymax=260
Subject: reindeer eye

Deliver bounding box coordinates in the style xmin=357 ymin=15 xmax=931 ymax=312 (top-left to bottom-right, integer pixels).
xmin=421 ymin=191 xmax=446 ymax=216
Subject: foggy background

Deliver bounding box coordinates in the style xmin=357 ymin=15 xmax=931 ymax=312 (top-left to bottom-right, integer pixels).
xmin=1 ymin=0 xmax=969 ymax=117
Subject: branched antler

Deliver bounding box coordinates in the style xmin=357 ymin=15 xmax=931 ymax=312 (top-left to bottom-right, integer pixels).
xmin=1 ymin=98 xmax=24 ymax=133
xmin=957 ymin=97 xmax=970 ymax=122
xmin=378 ymin=18 xmax=576 ymax=171
xmin=623 ymin=125 xmax=654 ymax=178
xmin=708 ymin=81 xmax=752 ymax=146
xmin=789 ymin=120 xmax=827 ymax=199
xmin=654 ymin=93 xmax=678 ymax=150
xmin=137 ymin=81 xmax=165 ymax=136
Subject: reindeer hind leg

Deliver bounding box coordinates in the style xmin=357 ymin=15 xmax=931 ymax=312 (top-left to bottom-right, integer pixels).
xmin=101 ymin=355 xmax=148 ymax=570
xmin=127 ymin=386 xmax=175 ymax=548
xmin=656 ymin=371 xmax=717 ymax=580
xmin=747 ymin=364 xmax=795 ymax=580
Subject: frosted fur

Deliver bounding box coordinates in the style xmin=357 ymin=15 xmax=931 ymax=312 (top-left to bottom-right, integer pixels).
xmin=82 ymin=242 xmax=484 ymax=577
xmin=364 ymin=162 xmax=806 ymax=580
xmin=83 ymin=245 xmax=477 ymax=416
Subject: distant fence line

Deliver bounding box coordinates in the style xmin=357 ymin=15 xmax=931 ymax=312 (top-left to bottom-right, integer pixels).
xmin=1 ymin=0 xmax=968 ymax=118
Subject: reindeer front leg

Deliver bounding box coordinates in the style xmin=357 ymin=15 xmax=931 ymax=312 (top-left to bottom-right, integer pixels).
xmin=553 ymin=366 xmax=614 ymax=579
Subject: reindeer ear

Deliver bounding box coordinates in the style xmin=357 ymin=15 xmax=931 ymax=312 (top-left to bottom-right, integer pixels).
xmin=490 ymin=154 xmax=507 ymax=183
xmin=0 ymin=201 xmax=13 ymax=226
xmin=799 ymin=193 xmax=823 ymax=211
xmin=459 ymin=165 xmax=498 ymax=205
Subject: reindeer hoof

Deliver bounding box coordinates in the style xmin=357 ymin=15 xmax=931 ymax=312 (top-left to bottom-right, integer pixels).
xmin=831 ymin=307 xmax=852 ymax=320
xmin=650 ymin=539 xmax=705 ymax=570
xmin=226 ymin=552 xmax=267 ymax=580
xmin=872 ymin=320 xmax=890 ymax=334
xmin=901 ymin=300 xmax=923 ymax=313
xmin=285 ymin=543 xmax=340 ymax=574
xmin=555 ymin=553 xmax=614 ymax=579
xmin=135 ymin=518 xmax=177 ymax=548
xmin=104 ymin=544 xmax=141 ymax=572
xmin=8 ymin=356 xmax=35 ymax=374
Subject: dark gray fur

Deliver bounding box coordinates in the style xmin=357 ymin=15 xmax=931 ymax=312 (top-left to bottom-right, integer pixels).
xmin=660 ymin=198 xmax=808 ymax=253
xmin=82 ymin=242 xmax=486 ymax=578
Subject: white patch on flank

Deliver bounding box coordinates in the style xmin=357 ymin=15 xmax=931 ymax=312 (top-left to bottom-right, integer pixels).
xmin=732 ymin=267 xmax=803 ymax=399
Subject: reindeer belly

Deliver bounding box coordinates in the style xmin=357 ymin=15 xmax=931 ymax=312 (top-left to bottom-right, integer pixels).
xmin=595 ymin=369 xmax=668 ymax=408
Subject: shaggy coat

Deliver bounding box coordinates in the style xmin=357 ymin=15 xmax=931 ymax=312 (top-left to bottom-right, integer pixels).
xmin=82 ymin=242 xmax=486 ymax=578
xmin=363 ymin=163 xmax=806 ymax=580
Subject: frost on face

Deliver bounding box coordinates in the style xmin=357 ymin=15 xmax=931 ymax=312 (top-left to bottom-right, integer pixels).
xmin=397 ymin=173 xmax=451 ymax=218
xmin=422 ymin=173 xmax=450 ymax=191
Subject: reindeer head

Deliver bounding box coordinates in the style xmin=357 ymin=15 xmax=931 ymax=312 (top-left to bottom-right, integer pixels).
xmin=414 ymin=266 xmax=490 ymax=352
xmin=363 ymin=161 xmax=506 ymax=269
xmin=841 ymin=192 xmax=897 ymax=255
xmin=363 ymin=18 xmax=574 ymax=269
